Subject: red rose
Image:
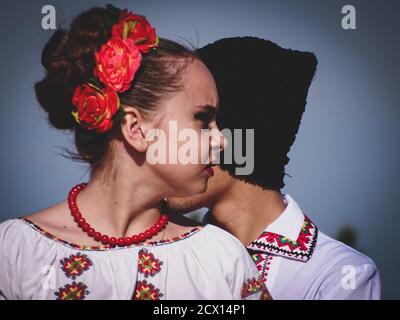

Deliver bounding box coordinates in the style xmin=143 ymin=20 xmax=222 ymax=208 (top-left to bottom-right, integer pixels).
xmin=71 ymin=83 xmax=120 ymax=133
xmin=94 ymin=37 xmax=142 ymax=92
xmin=112 ymin=11 xmax=159 ymax=53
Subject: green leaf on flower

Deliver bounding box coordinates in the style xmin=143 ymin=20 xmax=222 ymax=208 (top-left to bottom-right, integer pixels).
xmin=89 ymin=77 xmax=103 ymax=89
xmin=123 ymin=22 xmax=129 ymax=40
xmin=71 ymin=111 xmax=80 ymax=124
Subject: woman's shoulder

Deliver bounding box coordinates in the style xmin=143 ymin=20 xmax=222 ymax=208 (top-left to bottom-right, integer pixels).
xmin=0 ymin=217 xmax=35 ymax=258
xmin=0 ymin=218 xmax=25 ymax=238
xmin=165 ymin=211 xmax=203 ymax=236
xmin=196 ymin=223 xmax=251 ymax=261
xmin=23 ymin=201 xmax=72 ymax=234
xmin=191 ymin=223 xmax=265 ymax=299
xmin=202 ymin=223 xmax=244 ymax=245
xmin=0 ymin=202 xmax=75 ymax=250
xmin=22 ymin=201 xmax=98 ymax=247
xmin=0 ymin=203 xmax=53 ymax=236
xmin=161 ymin=213 xmax=249 ymax=260
xmin=168 ymin=212 xmax=245 ymax=249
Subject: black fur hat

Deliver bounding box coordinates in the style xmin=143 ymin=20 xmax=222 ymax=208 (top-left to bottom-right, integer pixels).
xmin=197 ymin=37 xmax=317 ymax=190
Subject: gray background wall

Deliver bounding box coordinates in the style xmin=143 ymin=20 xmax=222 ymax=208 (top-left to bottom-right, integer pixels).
xmin=0 ymin=0 xmax=398 ymax=299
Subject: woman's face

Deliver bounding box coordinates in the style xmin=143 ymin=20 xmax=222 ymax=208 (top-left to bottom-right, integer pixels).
xmin=146 ymin=59 xmax=225 ymax=197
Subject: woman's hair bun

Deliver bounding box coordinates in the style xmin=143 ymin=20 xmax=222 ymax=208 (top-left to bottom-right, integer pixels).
xmin=35 ymin=28 xmax=75 ymax=129
xmin=35 ymin=7 xmax=115 ymax=130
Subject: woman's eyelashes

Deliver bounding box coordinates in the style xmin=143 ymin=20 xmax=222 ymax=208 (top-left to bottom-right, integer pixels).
xmin=194 ymin=112 xmax=213 ymax=129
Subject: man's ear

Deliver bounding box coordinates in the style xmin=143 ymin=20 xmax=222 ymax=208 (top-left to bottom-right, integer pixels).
xmin=120 ymin=106 xmax=148 ymax=153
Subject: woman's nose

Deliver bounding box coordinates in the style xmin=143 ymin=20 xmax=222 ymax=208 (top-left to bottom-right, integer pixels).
xmin=210 ymin=130 xmax=228 ymax=162
xmin=215 ymin=131 xmax=227 ymax=152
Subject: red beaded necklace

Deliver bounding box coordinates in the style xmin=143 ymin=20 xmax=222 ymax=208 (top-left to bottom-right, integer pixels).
xmin=68 ymin=183 xmax=169 ymax=247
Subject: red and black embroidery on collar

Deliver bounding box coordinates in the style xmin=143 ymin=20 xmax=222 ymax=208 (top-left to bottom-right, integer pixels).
xmin=247 ymin=215 xmax=318 ymax=262
xmin=251 ymin=252 xmax=273 ymax=284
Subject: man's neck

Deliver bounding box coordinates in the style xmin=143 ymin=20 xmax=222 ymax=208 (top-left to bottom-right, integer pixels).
xmin=210 ymin=181 xmax=286 ymax=246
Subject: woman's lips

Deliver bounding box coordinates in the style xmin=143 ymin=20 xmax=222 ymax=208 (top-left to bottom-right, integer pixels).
xmin=205 ymin=166 xmax=214 ymax=177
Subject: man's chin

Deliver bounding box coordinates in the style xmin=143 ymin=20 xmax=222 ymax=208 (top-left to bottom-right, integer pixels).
xmin=167 ymin=195 xmax=208 ymax=214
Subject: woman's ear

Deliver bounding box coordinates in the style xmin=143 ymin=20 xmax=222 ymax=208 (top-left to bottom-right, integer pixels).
xmin=120 ymin=106 xmax=148 ymax=153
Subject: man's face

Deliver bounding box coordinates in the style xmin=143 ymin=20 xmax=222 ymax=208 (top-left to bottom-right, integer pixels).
xmin=167 ymin=165 xmax=235 ymax=213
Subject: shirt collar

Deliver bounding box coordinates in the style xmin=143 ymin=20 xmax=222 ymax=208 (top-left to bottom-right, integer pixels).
xmin=246 ymin=194 xmax=318 ymax=262
xmin=202 ymin=194 xmax=318 ymax=262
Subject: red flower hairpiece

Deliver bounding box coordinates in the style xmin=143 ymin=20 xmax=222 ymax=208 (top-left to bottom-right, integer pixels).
xmin=71 ymin=7 xmax=159 ymax=133
xmin=71 ymin=83 xmax=119 ymax=133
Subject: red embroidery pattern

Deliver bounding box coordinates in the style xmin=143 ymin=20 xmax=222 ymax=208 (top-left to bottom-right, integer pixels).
xmin=251 ymin=252 xmax=273 ymax=284
xmin=247 ymin=215 xmax=318 ymax=261
xmin=241 ymin=276 xmax=266 ymax=299
xmin=138 ymin=249 xmax=163 ymax=278
xmin=60 ymin=253 xmax=93 ymax=279
xmin=133 ymin=280 xmax=163 ymax=300
xmin=55 ymin=282 xmax=89 ymax=300
xmin=260 ymin=289 xmax=273 ymax=300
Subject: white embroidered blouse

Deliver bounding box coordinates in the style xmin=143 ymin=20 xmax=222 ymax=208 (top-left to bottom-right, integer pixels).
xmin=0 ymin=218 xmax=269 ymax=300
